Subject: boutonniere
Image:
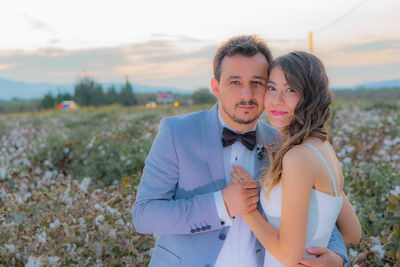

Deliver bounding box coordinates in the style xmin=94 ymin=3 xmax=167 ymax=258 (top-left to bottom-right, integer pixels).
xmin=256 ymin=144 xmax=265 ymax=160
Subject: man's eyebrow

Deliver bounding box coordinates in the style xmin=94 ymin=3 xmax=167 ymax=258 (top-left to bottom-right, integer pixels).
xmin=228 ymin=75 xmax=241 ymax=79
xmin=253 ymin=75 xmax=267 ymax=81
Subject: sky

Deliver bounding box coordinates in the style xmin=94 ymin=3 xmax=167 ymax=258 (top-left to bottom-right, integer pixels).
xmin=0 ymin=0 xmax=399 ymax=92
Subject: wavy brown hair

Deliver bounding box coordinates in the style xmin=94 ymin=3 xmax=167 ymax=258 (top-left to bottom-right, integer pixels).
xmin=262 ymin=51 xmax=333 ymax=199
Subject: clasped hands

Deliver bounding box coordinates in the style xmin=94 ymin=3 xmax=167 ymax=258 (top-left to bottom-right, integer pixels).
xmin=222 ymin=165 xmax=258 ymax=218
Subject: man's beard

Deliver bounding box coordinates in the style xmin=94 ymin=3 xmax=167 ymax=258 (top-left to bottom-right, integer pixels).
xmin=221 ymin=100 xmax=261 ymax=125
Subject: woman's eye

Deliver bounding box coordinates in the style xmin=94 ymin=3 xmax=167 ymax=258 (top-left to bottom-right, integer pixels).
xmin=287 ymin=88 xmax=295 ymax=93
xmin=267 ymin=86 xmax=275 ymax=91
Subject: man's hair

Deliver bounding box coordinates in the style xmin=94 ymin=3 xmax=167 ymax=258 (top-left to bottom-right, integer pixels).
xmin=213 ymin=35 xmax=273 ymax=81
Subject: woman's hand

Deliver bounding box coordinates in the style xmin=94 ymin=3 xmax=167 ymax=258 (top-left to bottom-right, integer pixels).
xmin=231 ymin=165 xmax=255 ymax=183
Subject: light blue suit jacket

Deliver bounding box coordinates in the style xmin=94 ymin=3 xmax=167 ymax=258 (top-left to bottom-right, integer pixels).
xmin=132 ymin=105 xmax=349 ymax=267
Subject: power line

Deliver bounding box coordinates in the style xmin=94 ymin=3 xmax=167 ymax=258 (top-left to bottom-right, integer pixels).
xmin=315 ymin=0 xmax=368 ymax=33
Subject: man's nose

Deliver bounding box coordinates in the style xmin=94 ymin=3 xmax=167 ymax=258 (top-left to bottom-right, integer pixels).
xmin=241 ymin=84 xmax=254 ymax=99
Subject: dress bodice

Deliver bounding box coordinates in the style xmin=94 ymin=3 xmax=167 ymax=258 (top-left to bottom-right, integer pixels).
xmin=260 ymin=143 xmax=343 ymax=266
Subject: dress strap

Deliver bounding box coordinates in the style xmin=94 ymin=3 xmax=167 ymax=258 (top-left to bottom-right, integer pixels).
xmin=302 ymin=143 xmax=338 ymax=197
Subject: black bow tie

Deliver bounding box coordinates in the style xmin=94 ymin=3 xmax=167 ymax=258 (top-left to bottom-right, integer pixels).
xmin=222 ymin=127 xmax=256 ymax=151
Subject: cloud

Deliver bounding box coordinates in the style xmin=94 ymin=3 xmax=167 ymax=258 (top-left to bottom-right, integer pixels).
xmin=341 ymin=39 xmax=400 ymax=53
xmin=0 ymin=36 xmax=399 ymax=89
xmin=23 ymin=14 xmax=56 ymax=33
xmin=0 ymin=63 xmax=22 ymax=71
xmin=0 ymin=38 xmax=214 ymax=89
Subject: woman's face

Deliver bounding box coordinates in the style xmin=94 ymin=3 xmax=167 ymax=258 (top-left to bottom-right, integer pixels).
xmin=264 ymin=67 xmax=301 ymax=131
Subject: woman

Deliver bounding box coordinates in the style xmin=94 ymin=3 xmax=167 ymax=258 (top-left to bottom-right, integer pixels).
xmin=231 ymin=51 xmax=361 ymax=266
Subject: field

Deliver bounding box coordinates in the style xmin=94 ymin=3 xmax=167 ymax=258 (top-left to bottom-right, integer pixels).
xmin=0 ymin=101 xmax=399 ymax=266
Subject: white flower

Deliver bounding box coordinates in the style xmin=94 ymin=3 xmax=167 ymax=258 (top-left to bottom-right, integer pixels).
xmin=383 ymin=139 xmax=393 ymax=147
xmin=43 ymin=171 xmax=52 ymax=180
xmin=63 ymin=147 xmax=70 ymax=154
xmin=25 ymin=256 xmax=41 ymax=267
xmin=94 ymin=242 xmax=103 ymax=255
xmin=50 ymin=219 xmax=60 ymax=229
xmin=79 ymin=177 xmax=91 ymax=194
xmin=4 ymin=244 xmax=16 ymax=253
xmin=349 ymin=248 xmax=358 ymax=258
xmin=109 ymin=228 xmax=116 ymax=238
xmin=48 ymin=256 xmax=60 ymax=264
xmin=38 ymin=231 xmax=47 ymax=244
xmin=106 ymin=206 xmax=120 ymax=217
xmin=94 ymin=203 xmax=104 ymax=212
xmin=23 ymin=192 xmax=32 ymax=201
xmin=79 ymin=218 xmax=86 ymax=228
xmin=372 ymin=156 xmax=380 ymax=162
xmin=371 ymin=244 xmax=385 ymax=258
xmin=390 ymin=185 xmax=400 ymax=197
xmin=0 ymin=167 xmax=6 ymax=180
xmin=343 ymin=157 xmax=352 ymax=165
xmin=116 ymin=218 xmax=125 ymax=226
xmin=95 ymin=215 xmax=104 ymax=225
xmin=143 ymin=132 xmax=152 ymax=139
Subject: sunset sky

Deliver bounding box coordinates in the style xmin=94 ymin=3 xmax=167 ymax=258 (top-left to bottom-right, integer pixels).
xmin=0 ymin=0 xmax=399 ymax=92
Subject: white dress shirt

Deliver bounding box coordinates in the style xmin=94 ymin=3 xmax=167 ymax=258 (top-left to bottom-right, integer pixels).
xmin=214 ymin=114 xmax=258 ymax=267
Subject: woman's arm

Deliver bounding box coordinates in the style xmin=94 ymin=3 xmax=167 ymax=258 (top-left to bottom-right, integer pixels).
xmin=336 ymin=192 xmax=362 ymax=244
xmin=239 ymin=147 xmax=315 ymax=266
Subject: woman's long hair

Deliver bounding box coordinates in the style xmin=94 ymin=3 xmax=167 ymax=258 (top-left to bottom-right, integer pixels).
xmin=262 ymin=51 xmax=333 ymax=199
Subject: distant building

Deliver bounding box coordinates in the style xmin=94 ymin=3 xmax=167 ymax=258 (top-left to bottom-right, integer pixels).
xmin=58 ymin=100 xmax=78 ymax=110
xmin=157 ymin=91 xmax=174 ymax=104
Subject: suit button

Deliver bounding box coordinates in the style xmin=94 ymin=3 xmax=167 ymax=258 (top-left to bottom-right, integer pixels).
xmin=219 ymin=233 xmax=226 ymax=240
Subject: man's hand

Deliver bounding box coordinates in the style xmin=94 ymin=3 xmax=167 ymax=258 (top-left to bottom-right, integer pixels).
xmin=296 ymin=247 xmax=344 ymax=267
xmin=222 ymin=181 xmax=259 ymax=217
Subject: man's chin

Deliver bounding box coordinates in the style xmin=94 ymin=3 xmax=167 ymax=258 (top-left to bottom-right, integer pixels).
xmin=233 ymin=115 xmax=258 ymax=125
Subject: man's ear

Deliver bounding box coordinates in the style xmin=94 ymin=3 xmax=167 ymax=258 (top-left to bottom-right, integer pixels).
xmin=211 ymin=78 xmax=220 ymax=98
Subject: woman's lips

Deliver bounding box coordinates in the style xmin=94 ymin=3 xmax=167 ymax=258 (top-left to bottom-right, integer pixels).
xmin=271 ymin=110 xmax=288 ymax=116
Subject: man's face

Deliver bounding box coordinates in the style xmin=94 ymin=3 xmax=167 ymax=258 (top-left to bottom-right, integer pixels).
xmin=211 ymin=53 xmax=268 ymax=132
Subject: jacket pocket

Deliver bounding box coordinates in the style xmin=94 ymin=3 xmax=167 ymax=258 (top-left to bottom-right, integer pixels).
xmin=150 ymin=245 xmax=181 ymax=267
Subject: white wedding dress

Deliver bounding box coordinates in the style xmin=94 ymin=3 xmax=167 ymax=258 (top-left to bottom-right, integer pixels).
xmin=260 ymin=143 xmax=343 ymax=267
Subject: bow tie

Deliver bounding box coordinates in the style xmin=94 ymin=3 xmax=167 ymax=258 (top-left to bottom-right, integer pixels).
xmin=221 ymin=127 xmax=256 ymax=151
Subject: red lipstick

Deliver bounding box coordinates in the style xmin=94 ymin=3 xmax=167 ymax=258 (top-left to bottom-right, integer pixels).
xmin=271 ymin=110 xmax=287 ymax=116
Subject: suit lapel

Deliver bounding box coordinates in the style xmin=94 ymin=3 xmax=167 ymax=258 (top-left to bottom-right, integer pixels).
xmin=201 ymin=105 xmax=226 ymax=190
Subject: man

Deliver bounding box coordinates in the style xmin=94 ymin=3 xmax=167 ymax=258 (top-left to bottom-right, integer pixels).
xmin=132 ymin=35 xmax=349 ymax=267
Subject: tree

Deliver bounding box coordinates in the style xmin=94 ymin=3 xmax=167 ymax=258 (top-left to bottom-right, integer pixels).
xmin=55 ymin=91 xmax=73 ymax=104
xmin=105 ymin=86 xmax=118 ymax=105
xmin=74 ymin=77 xmax=105 ymax=106
xmin=118 ymin=77 xmax=138 ymax=106
xmin=41 ymin=92 xmax=56 ymax=109
xmin=191 ymin=87 xmax=216 ymax=104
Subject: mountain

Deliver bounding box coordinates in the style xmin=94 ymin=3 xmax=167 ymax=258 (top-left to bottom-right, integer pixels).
xmin=353 ymin=78 xmax=400 ymax=89
xmin=333 ymin=78 xmax=400 ymax=90
xmin=0 ymin=77 xmax=191 ymax=100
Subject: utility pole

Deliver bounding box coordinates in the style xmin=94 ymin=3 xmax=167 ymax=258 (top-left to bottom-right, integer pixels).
xmin=308 ymin=31 xmax=314 ymax=53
